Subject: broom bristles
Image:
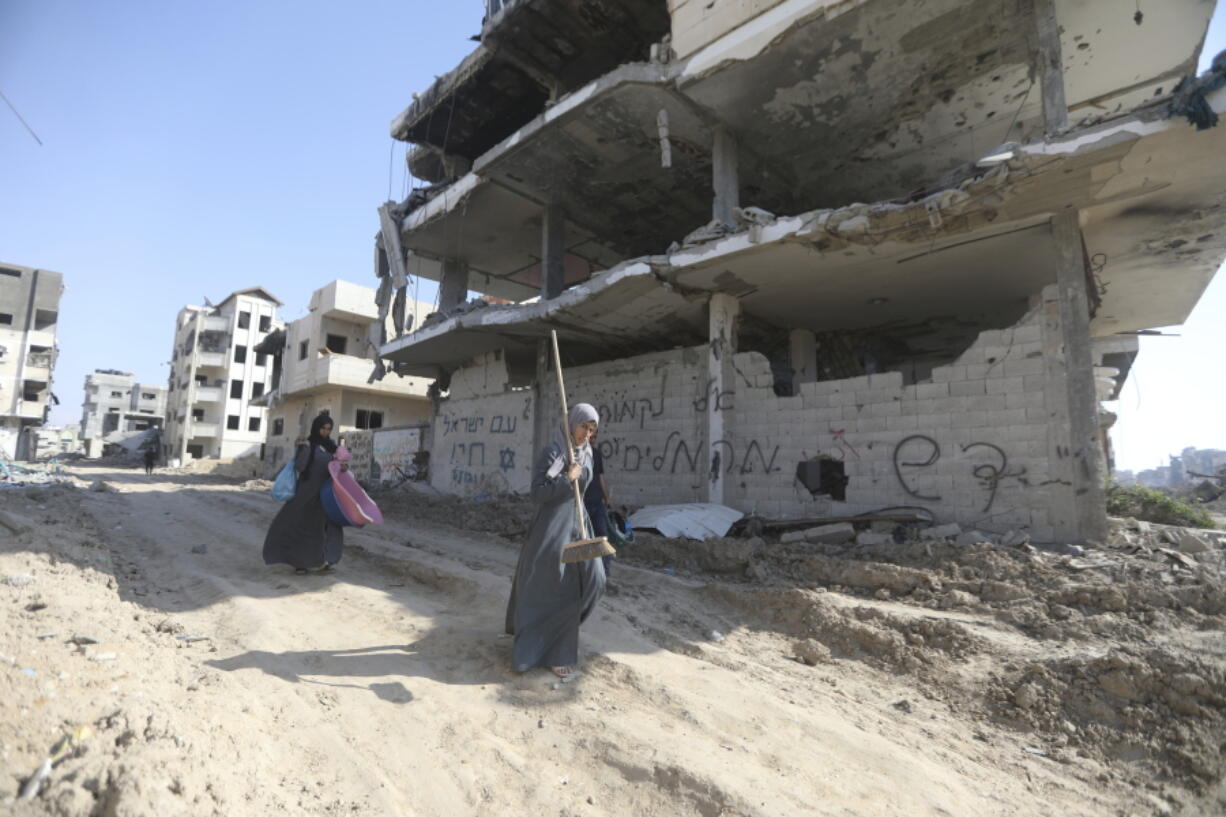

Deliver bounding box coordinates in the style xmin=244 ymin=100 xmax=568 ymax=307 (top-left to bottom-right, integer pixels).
xmin=561 ymin=537 xmax=615 ymax=564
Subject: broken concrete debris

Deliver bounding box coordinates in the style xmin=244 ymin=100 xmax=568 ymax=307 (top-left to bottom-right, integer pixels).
xmin=781 ymin=523 xmax=855 ymax=545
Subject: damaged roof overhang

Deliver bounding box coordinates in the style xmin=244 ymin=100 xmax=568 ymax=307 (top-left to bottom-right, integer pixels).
xmin=378 ymin=261 xmax=708 ymax=377
xmin=382 ymin=86 xmax=1226 ymax=375
xmin=398 ymin=0 xmax=1213 ymax=223
xmin=390 ymin=0 xmax=670 ymax=162
xmin=673 ymin=0 xmax=1214 ymax=209
xmin=393 ymin=0 xmax=1217 ymax=302
xmin=396 ymin=64 xmax=787 ymax=301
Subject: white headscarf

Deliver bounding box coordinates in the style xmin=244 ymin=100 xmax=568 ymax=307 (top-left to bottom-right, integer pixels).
xmin=553 ymin=402 xmax=599 ymax=461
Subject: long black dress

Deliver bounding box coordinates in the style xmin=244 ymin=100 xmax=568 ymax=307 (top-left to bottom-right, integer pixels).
xmin=262 ymin=443 xmax=343 ymax=569
xmin=505 ymin=441 xmax=606 ymax=672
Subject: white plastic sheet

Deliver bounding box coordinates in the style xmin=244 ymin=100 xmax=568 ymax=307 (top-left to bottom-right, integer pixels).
xmin=627 ymin=503 xmax=744 ymax=541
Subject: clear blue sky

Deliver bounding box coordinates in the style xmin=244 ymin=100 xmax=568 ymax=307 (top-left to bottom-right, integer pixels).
xmin=1 ymin=2 xmax=1223 ymax=472
xmin=0 ymin=1 xmax=470 ymax=422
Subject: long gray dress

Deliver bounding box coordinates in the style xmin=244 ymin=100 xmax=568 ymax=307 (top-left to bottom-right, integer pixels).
xmin=505 ymin=441 xmax=607 ymax=672
xmin=263 ymin=443 xmax=343 ymax=569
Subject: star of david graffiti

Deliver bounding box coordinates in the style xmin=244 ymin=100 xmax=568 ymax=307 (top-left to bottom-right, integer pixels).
xmin=499 ymin=448 xmax=516 ymax=472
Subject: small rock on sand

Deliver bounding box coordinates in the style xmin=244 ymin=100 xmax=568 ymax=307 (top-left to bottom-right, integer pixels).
xmin=793 ymin=639 xmax=831 ymax=666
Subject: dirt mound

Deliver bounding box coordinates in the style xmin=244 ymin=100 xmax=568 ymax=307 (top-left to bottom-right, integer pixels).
xmin=701 ymin=585 xmax=984 ymax=673
xmin=376 ymin=487 xmax=536 ymax=540
xmin=167 ymin=456 xmax=264 ymax=480
xmin=989 ymin=648 xmax=1226 ymax=787
xmin=0 ymin=484 xmax=351 ymax=815
xmin=629 ymin=533 xmax=757 ymax=575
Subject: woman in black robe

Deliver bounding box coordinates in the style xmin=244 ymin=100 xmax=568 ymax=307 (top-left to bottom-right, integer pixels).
xmin=263 ymin=412 xmax=344 ymax=574
xmin=505 ymin=403 xmax=606 ymax=678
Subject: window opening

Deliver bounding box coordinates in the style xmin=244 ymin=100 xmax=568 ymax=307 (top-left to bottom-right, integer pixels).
xmin=325 ymin=334 xmax=348 ymax=355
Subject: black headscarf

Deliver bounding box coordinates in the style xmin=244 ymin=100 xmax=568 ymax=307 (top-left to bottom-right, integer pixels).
xmin=304 ymin=412 xmax=337 ymax=474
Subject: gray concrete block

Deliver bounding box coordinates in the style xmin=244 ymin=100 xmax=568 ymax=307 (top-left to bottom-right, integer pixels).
xmin=921 ymin=522 xmax=963 ymax=540
xmin=803 ymin=522 xmax=856 ymax=544
xmin=950 ymin=380 xmax=987 ymax=397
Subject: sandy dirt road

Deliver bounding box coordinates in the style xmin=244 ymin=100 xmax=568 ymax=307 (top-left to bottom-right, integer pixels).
xmin=3 ymin=464 xmax=1221 ymax=815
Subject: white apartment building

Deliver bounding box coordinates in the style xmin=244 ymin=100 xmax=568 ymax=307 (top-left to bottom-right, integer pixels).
xmin=164 ymin=288 xmax=283 ymax=462
xmin=255 ymin=280 xmax=432 ymax=469
xmin=80 ymin=369 xmax=167 ymax=457
xmin=0 ymin=262 xmax=64 ymax=460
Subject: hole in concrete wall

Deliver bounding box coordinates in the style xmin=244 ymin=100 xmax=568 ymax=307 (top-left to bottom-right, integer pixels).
xmin=796 ymin=457 xmax=847 ymax=501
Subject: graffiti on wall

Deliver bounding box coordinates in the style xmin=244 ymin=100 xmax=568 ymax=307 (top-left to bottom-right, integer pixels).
xmin=372 ymin=427 xmax=423 ymax=482
xmin=596 ymin=432 xmax=782 ymax=476
xmin=342 ymin=430 xmax=374 ymax=483
xmin=437 ymin=395 xmax=532 ymax=495
xmin=588 ymin=372 xmax=668 ymax=430
xmin=891 ymin=434 xmax=1029 ymax=513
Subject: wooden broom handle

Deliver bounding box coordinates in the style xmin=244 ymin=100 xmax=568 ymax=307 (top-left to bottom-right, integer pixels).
xmin=550 ymin=330 xmax=589 ymax=540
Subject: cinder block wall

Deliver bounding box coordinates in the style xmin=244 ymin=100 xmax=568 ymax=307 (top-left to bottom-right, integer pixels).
xmin=729 ymin=298 xmax=1060 ymax=539
xmin=432 ymin=351 xmax=535 ymax=496
xmin=428 ymin=285 xmax=1096 ymax=541
xmin=545 ymin=347 xmax=708 ymax=508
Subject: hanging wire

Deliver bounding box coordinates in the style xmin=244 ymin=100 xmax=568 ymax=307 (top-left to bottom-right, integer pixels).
xmin=1 ymin=89 xmax=43 ymax=146
xmin=387 ymin=139 xmax=395 ymax=200
xmin=1005 ymin=79 xmax=1035 ymax=138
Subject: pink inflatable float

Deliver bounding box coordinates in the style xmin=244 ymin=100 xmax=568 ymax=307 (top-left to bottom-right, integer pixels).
xmin=320 ymin=446 xmax=384 ymax=528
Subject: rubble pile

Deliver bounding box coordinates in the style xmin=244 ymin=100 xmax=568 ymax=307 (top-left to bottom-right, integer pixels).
xmin=0 ymin=459 xmax=77 ymax=490
xmin=376 ymin=485 xmax=537 ymax=540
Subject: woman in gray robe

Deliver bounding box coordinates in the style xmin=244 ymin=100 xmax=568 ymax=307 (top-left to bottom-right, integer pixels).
xmin=505 ymin=403 xmax=607 ymax=677
xmin=263 ymin=412 xmax=344 ymax=574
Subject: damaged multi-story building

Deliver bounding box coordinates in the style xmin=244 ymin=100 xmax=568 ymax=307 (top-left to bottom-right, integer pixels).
xmin=371 ymin=0 xmax=1226 ymax=542
xmin=252 ymin=280 xmax=434 ymax=472
xmin=163 ymin=288 xmax=284 ymax=463
xmin=79 ymin=370 xmax=168 ymax=458
xmin=0 ymin=262 xmax=63 ymax=461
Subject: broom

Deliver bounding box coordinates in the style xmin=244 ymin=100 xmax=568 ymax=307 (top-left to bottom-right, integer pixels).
xmin=551 ymin=330 xmax=616 ymax=565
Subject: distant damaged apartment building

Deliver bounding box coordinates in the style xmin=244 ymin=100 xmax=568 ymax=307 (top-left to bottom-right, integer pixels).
xmin=371 ymin=0 xmax=1226 ymax=542
xmin=0 ymin=262 xmax=63 ymax=461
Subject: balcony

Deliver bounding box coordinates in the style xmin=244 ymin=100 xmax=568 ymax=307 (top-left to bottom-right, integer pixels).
xmin=196 ymin=351 xmax=226 ymax=368
xmin=192 ymin=385 xmax=223 ymax=403
xmin=203 ymin=315 xmax=230 ymax=332
xmin=190 ymin=422 xmax=219 ymax=438
xmin=309 ymin=280 xmax=377 ymax=323
xmin=24 ymin=329 xmax=56 ymax=348
xmin=279 ymin=352 xmax=429 ymax=398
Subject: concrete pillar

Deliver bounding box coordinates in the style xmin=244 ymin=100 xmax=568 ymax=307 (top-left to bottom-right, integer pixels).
xmin=541 ymin=204 xmax=566 ymax=300
xmin=438 ymin=258 xmax=469 ymax=314
xmin=707 ymin=292 xmax=741 ymax=506
xmin=1042 ymin=210 xmax=1107 ymax=543
xmin=789 ymin=329 xmax=818 ymax=389
xmin=1034 ymin=0 xmax=1069 ymax=135
xmin=712 ymin=125 xmax=739 ymax=230
xmin=532 ymin=339 xmax=552 ymax=462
